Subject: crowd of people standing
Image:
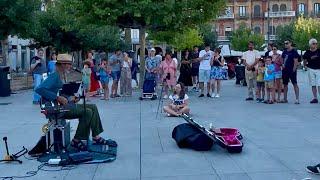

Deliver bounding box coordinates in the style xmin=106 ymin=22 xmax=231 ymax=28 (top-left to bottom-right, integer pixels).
xmin=30 ymin=37 xmax=320 ymax=106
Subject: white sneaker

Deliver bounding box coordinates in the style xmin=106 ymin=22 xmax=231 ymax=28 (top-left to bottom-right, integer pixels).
xmin=211 ymin=93 xmax=215 ymax=98
xmin=163 ymin=95 xmax=168 ymax=99
xmin=215 ymin=94 xmax=220 ymax=98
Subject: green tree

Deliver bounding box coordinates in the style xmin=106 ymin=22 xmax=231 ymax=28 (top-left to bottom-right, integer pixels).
xmin=274 ymin=23 xmax=294 ymax=49
xmin=62 ymin=0 xmax=225 ymax=86
xmin=0 ymin=0 xmax=41 ymax=65
xmin=149 ymin=28 xmax=203 ymax=51
xmin=293 ymin=16 xmax=320 ymax=51
xmin=229 ymin=24 xmax=264 ymax=52
xmin=25 ymin=2 xmax=125 ymax=52
xmin=199 ymin=23 xmax=217 ymax=48
xmin=172 ymin=29 xmax=203 ymax=51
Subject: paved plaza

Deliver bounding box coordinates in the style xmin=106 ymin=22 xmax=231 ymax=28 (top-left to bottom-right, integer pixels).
xmin=0 ymin=70 xmax=319 ymax=180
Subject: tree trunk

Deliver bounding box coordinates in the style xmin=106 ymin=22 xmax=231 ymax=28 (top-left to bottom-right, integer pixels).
xmin=0 ymin=38 xmax=9 ymax=66
xmin=124 ymin=28 xmax=132 ymax=50
xmin=139 ymin=27 xmax=146 ymax=88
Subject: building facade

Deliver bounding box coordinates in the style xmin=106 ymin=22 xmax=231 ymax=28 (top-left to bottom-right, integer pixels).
xmin=215 ymin=0 xmax=320 ymax=44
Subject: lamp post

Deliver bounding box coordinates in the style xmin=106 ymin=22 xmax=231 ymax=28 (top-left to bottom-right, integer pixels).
xmin=267 ymin=0 xmax=270 ymax=44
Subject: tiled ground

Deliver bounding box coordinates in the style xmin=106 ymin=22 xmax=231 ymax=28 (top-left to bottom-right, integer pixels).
xmin=0 ymin=70 xmax=319 ymax=180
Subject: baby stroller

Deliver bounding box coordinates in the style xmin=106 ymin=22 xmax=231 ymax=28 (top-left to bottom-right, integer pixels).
xmin=139 ymin=76 xmax=157 ymax=100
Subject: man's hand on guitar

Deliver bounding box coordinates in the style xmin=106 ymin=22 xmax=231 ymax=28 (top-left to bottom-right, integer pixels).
xmin=57 ymin=96 xmax=68 ymax=105
xmin=70 ymin=96 xmax=80 ymax=103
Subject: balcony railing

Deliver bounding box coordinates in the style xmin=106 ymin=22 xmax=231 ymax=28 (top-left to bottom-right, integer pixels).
xmin=217 ymin=36 xmax=230 ymax=42
xmin=311 ymin=11 xmax=320 ymax=18
xmin=252 ymin=13 xmax=263 ymax=18
xmin=218 ymin=13 xmax=235 ymax=19
xmin=264 ymin=11 xmax=296 ymax=18
xmin=264 ymin=35 xmax=277 ymax=41
xmin=237 ymin=13 xmax=250 ymax=19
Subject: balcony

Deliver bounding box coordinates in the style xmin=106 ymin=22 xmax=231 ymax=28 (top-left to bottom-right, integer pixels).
xmin=311 ymin=11 xmax=320 ymax=18
xmin=237 ymin=13 xmax=250 ymax=19
xmin=264 ymin=11 xmax=296 ymax=18
xmin=218 ymin=13 xmax=235 ymax=19
xmin=217 ymin=36 xmax=230 ymax=42
xmin=252 ymin=13 xmax=263 ymax=18
xmin=264 ymin=35 xmax=277 ymax=41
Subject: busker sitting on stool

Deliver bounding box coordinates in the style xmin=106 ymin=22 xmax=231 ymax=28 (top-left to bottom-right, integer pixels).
xmin=163 ymin=82 xmax=190 ymax=117
xmin=31 ymin=54 xmax=116 ymax=154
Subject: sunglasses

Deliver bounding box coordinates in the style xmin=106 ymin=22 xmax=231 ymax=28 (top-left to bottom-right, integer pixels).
xmin=312 ymin=43 xmax=318 ymax=45
xmin=272 ymin=48 xmax=277 ymax=50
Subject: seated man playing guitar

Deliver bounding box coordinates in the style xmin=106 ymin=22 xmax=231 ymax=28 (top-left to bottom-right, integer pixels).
xmin=35 ymin=54 xmax=116 ymax=152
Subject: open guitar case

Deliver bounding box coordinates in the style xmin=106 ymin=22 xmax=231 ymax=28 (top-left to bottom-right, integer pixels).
xmin=172 ymin=114 xmax=243 ymax=153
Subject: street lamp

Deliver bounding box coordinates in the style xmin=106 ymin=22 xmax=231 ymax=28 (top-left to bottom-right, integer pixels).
xmin=267 ymin=0 xmax=270 ymax=44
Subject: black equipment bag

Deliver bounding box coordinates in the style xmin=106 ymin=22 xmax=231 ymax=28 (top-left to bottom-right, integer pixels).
xmin=172 ymin=123 xmax=213 ymax=151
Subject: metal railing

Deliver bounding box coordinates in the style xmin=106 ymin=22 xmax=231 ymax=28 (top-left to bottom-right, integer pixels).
xmin=311 ymin=11 xmax=320 ymax=18
xmin=264 ymin=35 xmax=277 ymax=41
xmin=217 ymin=36 xmax=230 ymax=42
xmin=264 ymin=11 xmax=296 ymax=18
xmin=218 ymin=13 xmax=235 ymax=19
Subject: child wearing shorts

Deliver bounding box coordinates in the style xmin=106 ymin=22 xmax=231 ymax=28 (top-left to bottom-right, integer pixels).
xmin=256 ymin=59 xmax=265 ymax=103
xmin=99 ymin=59 xmax=111 ymax=100
xmin=264 ymin=56 xmax=276 ymax=104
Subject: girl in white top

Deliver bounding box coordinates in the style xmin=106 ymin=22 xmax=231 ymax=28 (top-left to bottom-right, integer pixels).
xmin=163 ymin=83 xmax=190 ymax=117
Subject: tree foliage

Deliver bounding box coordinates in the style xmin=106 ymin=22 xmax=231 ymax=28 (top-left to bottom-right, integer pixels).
xmin=293 ymin=16 xmax=320 ymax=51
xmin=0 ymin=0 xmax=41 ymax=40
xmin=62 ymin=0 xmax=225 ymax=31
xmin=199 ymin=23 xmax=217 ymax=48
xmin=229 ymin=24 xmax=264 ymax=52
xmin=274 ymin=23 xmax=294 ymax=49
xmin=25 ymin=1 xmax=125 ymax=52
xmin=149 ymin=28 xmax=203 ymax=51
xmin=172 ymin=29 xmax=203 ymax=51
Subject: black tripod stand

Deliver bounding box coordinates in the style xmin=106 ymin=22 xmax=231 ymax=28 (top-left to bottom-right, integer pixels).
xmin=0 ymin=137 xmax=27 ymax=164
xmin=156 ymin=74 xmax=171 ymax=119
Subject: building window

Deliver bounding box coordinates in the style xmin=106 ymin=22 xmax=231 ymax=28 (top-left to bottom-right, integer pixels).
xmin=253 ymin=5 xmax=261 ymax=17
xmin=268 ymin=26 xmax=276 ymax=35
xmin=239 ymin=6 xmax=246 ymax=17
xmin=298 ymin=3 xmax=306 ymax=15
xmin=225 ymin=27 xmax=232 ymax=37
xmin=280 ymin=4 xmax=287 ymax=11
xmin=253 ymin=26 xmax=261 ymax=34
xmin=315 ymin=3 xmax=320 ymax=14
xmin=272 ymin=4 xmax=279 ymax=12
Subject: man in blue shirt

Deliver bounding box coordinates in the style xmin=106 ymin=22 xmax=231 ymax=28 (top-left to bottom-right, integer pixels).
xmin=281 ymin=40 xmax=300 ymax=104
xmin=35 ymin=54 xmax=116 ymax=152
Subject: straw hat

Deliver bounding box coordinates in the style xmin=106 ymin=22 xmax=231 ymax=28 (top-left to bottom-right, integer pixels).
xmin=56 ymin=54 xmax=73 ymax=64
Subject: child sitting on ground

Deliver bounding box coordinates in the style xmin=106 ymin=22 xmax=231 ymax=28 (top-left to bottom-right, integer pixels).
xmin=82 ymin=61 xmax=92 ymax=99
xmin=264 ymin=56 xmax=276 ymax=104
xmin=256 ymin=58 xmax=265 ymax=103
xmin=163 ymin=82 xmax=190 ymax=117
xmin=99 ymin=59 xmax=111 ymax=100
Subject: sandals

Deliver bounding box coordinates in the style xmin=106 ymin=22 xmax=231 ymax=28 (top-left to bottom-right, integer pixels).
xmin=71 ymin=139 xmax=87 ymax=151
xmin=92 ymin=137 xmax=118 ymax=147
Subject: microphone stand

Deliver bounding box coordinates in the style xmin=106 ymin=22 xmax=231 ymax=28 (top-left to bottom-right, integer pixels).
xmin=156 ymin=76 xmax=169 ymax=119
xmin=0 ymin=137 xmax=27 ymax=164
